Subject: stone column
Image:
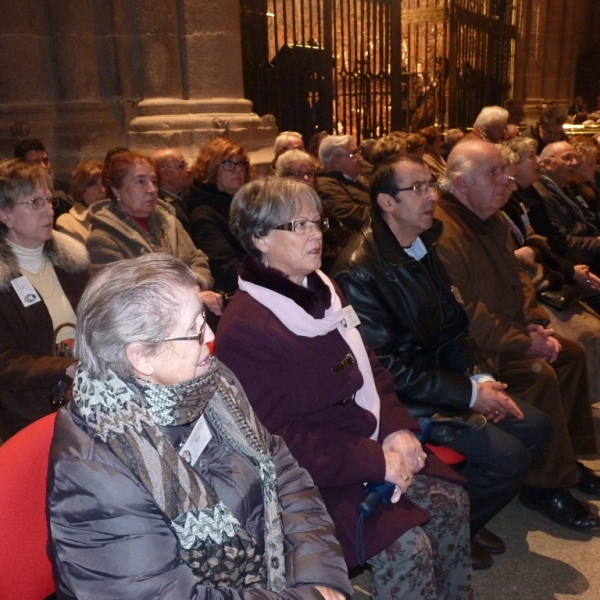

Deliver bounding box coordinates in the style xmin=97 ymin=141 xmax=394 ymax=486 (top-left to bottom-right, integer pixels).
xmin=127 ymin=0 xmax=277 ymax=166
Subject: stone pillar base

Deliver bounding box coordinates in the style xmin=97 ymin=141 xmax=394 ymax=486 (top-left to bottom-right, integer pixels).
xmin=127 ymin=98 xmax=278 ymax=171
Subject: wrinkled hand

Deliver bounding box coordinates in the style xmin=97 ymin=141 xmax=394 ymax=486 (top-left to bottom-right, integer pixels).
xmin=514 ymin=245 xmax=537 ymax=264
xmin=473 ymin=381 xmax=524 ymax=423
xmin=525 ymin=324 xmax=561 ymax=363
xmin=315 ymin=586 xmax=346 ymax=600
xmin=573 ymin=264 xmax=600 ymax=290
xmin=382 ymin=430 xmax=426 ymax=492
xmin=199 ymin=290 xmax=224 ymax=316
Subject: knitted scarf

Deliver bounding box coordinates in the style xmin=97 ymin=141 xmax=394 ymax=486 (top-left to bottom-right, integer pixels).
xmin=73 ymin=357 xmax=286 ymax=591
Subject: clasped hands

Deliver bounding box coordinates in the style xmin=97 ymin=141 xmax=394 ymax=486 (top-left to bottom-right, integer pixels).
xmin=382 ymin=430 xmax=426 ymax=496
xmin=473 ymin=381 xmax=524 ymax=423
xmin=525 ymin=323 xmax=561 ymax=363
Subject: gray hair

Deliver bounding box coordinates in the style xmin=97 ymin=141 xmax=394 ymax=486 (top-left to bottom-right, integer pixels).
xmin=318 ymin=135 xmax=354 ymax=170
xmin=473 ymin=106 xmax=509 ymax=132
xmin=496 ymin=144 xmax=519 ymax=167
xmin=75 ymin=254 xmax=200 ymax=379
xmin=505 ymin=137 xmax=538 ymax=156
xmin=230 ymin=177 xmax=322 ymax=259
xmin=439 ymin=140 xmax=485 ymax=193
xmin=275 ymin=149 xmax=313 ymax=177
xmin=273 ymin=131 xmax=303 ymax=157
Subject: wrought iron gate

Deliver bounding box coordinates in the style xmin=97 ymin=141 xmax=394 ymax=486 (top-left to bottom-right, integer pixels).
xmin=239 ymin=0 xmax=517 ymax=141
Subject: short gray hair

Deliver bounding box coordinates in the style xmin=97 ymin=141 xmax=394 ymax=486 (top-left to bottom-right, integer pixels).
xmin=75 ymin=254 xmax=200 ymax=379
xmin=230 ymin=177 xmax=322 ymax=259
xmin=505 ymin=137 xmax=538 ymax=156
xmin=473 ymin=105 xmax=509 ymax=131
xmin=275 ymin=149 xmax=313 ymax=177
xmin=273 ymin=131 xmax=303 ymax=156
xmin=318 ymin=135 xmax=354 ymax=170
xmin=439 ymin=140 xmax=483 ymax=193
xmin=496 ymin=144 xmax=519 ymax=167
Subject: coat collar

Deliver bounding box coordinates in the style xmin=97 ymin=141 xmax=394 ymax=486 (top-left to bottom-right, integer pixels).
xmin=0 ymin=230 xmax=89 ymax=290
xmin=437 ymin=192 xmax=504 ymax=239
xmin=368 ymin=209 xmax=443 ymax=266
xmin=238 ymin=256 xmax=332 ymax=318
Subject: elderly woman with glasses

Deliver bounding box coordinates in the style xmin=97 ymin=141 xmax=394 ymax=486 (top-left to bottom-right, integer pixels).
xmin=184 ymin=138 xmax=253 ymax=294
xmin=0 ymin=159 xmax=88 ymax=440
xmin=86 ymin=150 xmax=223 ymax=316
xmin=215 ymin=177 xmax=472 ymax=600
xmin=275 ymin=149 xmax=316 ymax=187
xmin=47 ymin=253 xmax=351 ymax=600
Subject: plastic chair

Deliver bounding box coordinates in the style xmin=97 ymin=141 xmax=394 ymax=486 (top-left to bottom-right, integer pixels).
xmin=0 ymin=413 xmax=56 ymax=599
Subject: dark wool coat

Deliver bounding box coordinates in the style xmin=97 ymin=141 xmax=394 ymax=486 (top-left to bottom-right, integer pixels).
xmin=215 ymin=257 xmax=463 ymax=567
xmin=0 ymin=231 xmax=88 ymax=440
xmin=184 ymin=181 xmax=246 ymax=294
xmin=47 ymin=375 xmax=353 ymax=599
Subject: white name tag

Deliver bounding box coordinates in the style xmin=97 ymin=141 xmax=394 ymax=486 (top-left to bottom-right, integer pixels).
xmin=179 ymin=415 xmax=212 ymax=465
xmin=11 ymin=276 xmax=41 ymax=307
xmin=341 ymin=305 xmax=361 ymax=330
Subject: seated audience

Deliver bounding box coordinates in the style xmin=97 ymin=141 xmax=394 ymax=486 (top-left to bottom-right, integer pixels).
xmin=435 ymin=140 xmax=600 ymax=530
xmin=331 ymin=154 xmax=552 ymax=569
xmin=0 ymin=159 xmax=88 ymax=440
xmin=568 ymin=138 xmax=600 ymax=218
xmin=55 ymin=160 xmax=106 ymax=244
xmin=442 ymin=128 xmax=465 ymax=159
xmin=47 ymin=253 xmax=351 ymax=600
xmin=150 ymin=147 xmax=191 ymax=230
xmin=86 ymin=150 xmax=222 ymax=316
xmin=521 ymin=103 xmax=569 ymax=155
xmin=406 ymin=133 xmax=426 ymax=157
xmin=184 ymin=138 xmax=251 ymax=295
xmin=463 ymin=106 xmax=509 ymax=143
xmin=538 ymin=141 xmax=600 ymax=274
xmin=369 ymin=135 xmax=407 ymax=166
xmin=308 ymin=130 xmax=328 ymax=169
xmin=420 ymin=126 xmax=447 ymax=179
xmin=215 ymin=177 xmax=473 ymax=600
xmin=275 ymin=149 xmax=316 ymax=187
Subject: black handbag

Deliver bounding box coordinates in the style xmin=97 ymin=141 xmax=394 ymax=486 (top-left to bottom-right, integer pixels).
xmin=537 ymin=285 xmax=582 ymax=311
xmin=425 ymin=411 xmax=487 ymax=445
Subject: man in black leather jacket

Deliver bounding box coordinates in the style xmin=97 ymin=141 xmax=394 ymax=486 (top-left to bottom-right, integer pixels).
xmin=331 ymin=155 xmax=552 ymax=569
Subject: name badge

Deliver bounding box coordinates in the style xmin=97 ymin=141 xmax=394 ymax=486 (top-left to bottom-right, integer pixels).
xmin=179 ymin=415 xmax=212 ymax=465
xmin=341 ymin=305 xmax=361 ymax=330
xmin=451 ymin=285 xmax=464 ymax=305
xmin=11 ymin=276 xmax=41 ymax=307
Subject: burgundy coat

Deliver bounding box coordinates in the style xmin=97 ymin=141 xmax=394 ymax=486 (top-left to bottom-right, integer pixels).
xmin=215 ymin=258 xmax=463 ymax=567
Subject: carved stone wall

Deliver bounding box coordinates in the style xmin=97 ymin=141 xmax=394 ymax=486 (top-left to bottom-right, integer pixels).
xmin=0 ymin=0 xmax=277 ymax=180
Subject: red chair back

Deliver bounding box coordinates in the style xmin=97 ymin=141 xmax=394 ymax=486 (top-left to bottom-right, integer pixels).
xmin=0 ymin=413 xmax=56 ymax=599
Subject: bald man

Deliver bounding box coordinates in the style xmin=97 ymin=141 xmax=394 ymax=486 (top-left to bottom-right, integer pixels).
xmin=434 ymin=139 xmax=600 ymax=532
xmin=151 ymin=148 xmax=190 ymax=230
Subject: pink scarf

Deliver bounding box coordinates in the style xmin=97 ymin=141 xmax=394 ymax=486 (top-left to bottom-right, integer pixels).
xmin=238 ymin=270 xmax=381 ymax=440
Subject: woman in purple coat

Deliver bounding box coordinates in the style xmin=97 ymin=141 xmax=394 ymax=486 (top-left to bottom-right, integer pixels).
xmin=215 ymin=177 xmax=473 ymax=600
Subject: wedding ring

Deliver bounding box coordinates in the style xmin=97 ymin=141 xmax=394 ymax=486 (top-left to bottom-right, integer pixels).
xmin=587 ymin=279 xmax=591 ymax=284
xmin=494 ymin=410 xmax=500 ymax=416
xmin=418 ymin=454 xmax=426 ymax=461
xmin=402 ymin=475 xmax=410 ymax=481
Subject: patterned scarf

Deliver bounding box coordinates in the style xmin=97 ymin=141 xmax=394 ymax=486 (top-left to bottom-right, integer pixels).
xmin=73 ymin=356 xmax=286 ymax=591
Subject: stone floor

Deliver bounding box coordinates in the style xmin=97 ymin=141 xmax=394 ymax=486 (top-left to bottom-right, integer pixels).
xmin=349 ymin=403 xmax=600 ymax=599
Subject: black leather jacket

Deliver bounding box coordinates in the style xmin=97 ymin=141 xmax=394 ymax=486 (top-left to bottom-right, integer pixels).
xmin=331 ymin=212 xmax=493 ymax=418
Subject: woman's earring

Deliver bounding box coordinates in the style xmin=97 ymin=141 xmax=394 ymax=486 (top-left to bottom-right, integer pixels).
xmin=263 ymin=255 xmax=269 ymax=268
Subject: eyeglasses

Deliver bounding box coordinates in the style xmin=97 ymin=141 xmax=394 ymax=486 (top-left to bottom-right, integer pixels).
xmin=507 ymin=175 xmax=517 ymax=184
xmin=13 ymin=196 xmax=58 ymax=210
xmin=164 ymin=161 xmax=187 ymax=171
xmin=221 ymin=159 xmax=249 ymax=171
xmin=342 ymin=151 xmax=361 ymax=159
xmin=389 ymin=181 xmax=440 ymax=197
xmin=156 ymin=311 xmax=207 ymax=345
xmin=275 ymin=217 xmax=329 ymax=234
xmin=287 ymin=170 xmax=315 ymax=180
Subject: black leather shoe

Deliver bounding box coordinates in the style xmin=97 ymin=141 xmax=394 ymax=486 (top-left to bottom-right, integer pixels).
xmin=470 ymin=540 xmax=493 ymax=570
xmin=575 ymin=462 xmax=600 ymax=497
xmin=472 ymin=527 xmax=505 ymax=555
xmin=519 ymin=486 xmax=600 ymax=531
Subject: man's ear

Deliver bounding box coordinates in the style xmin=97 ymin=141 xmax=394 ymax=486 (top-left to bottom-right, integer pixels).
xmin=125 ymin=342 xmax=155 ymax=377
xmin=377 ymin=192 xmax=397 ymax=214
xmin=452 ymin=174 xmax=469 ymax=196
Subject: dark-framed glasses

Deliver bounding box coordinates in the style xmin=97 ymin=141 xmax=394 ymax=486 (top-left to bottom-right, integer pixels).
xmin=156 ymin=310 xmax=207 ymax=345
xmin=14 ymin=196 xmax=58 ymax=210
xmin=275 ymin=217 xmax=329 ymax=234
xmin=390 ymin=181 xmax=440 ymax=197
xmin=287 ymin=169 xmax=315 ymax=180
xmin=221 ymin=159 xmax=250 ymax=171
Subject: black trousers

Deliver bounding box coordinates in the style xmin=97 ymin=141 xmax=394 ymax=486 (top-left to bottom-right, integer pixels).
xmin=446 ymin=396 xmax=553 ymax=535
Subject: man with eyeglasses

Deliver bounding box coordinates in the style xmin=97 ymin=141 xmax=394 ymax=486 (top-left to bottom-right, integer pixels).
xmin=536 ymin=141 xmax=600 ymax=275
xmin=521 ymin=103 xmax=569 ymax=155
xmin=315 ymin=135 xmax=371 ymax=270
xmin=151 ymin=148 xmax=190 ymax=231
xmin=434 ymin=139 xmax=600 ymax=533
xmin=331 ymin=154 xmax=552 ymax=570
xmin=14 ymin=138 xmax=73 ymax=222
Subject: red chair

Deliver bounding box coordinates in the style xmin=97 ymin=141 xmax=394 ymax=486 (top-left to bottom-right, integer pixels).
xmin=0 ymin=413 xmax=56 ymax=599
xmin=426 ymin=443 xmax=466 ymax=465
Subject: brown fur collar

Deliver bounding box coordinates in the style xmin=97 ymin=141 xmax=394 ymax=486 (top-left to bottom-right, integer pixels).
xmin=0 ymin=230 xmax=89 ymax=290
xmin=239 ymin=256 xmax=332 ymax=318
